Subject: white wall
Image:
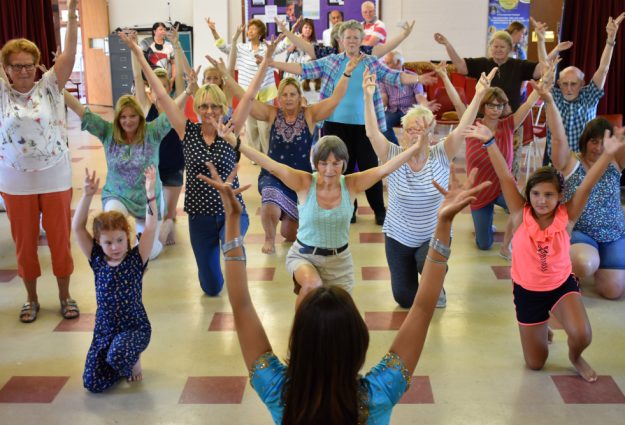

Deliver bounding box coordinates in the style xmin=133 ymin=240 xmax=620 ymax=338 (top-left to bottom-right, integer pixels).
xmin=108 ymin=0 xmax=489 ymax=64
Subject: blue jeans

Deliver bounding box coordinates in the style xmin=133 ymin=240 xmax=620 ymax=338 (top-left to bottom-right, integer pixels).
xmin=382 ymin=110 xmax=403 ymax=145
xmin=188 ymin=212 xmax=250 ymax=296
xmin=571 ymin=230 xmax=625 ymax=270
xmin=470 ymin=192 xmax=508 ymax=250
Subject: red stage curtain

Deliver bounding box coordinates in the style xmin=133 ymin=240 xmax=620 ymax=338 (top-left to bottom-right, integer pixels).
xmin=0 ymin=0 xmax=57 ymax=69
xmin=560 ymin=0 xmax=624 ymax=115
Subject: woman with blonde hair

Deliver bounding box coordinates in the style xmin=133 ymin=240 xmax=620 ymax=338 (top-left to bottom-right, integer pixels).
xmin=0 ymin=0 xmax=79 ymax=323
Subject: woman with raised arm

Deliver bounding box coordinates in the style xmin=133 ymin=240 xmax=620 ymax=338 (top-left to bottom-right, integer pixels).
xmin=0 ymin=0 xmax=79 ymax=323
xmin=364 ymin=67 xmax=496 ymax=309
xmin=463 ymin=85 xmax=625 ymax=380
xmin=542 ymin=81 xmax=625 ymax=300
xmin=207 ymin=52 xmax=360 ymax=254
xmin=118 ymin=31 xmax=255 ymax=297
xmin=198 ymin=161 xmax=489 ymax=424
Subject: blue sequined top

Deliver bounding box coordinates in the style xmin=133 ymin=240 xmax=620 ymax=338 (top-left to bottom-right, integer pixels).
xmin=563 ymin=159 xmax=625 ymax=242
xmin=249 ymin=351 xmax=411 ymax=424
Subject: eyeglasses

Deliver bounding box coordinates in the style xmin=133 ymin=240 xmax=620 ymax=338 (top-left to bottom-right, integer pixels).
xmin=9 ymin=63 xmax=36 ymax=72
xmin=198 ymin=103 xmax=222 ymax=112
xmin=485 ymin=102 xmax=506 ymax=110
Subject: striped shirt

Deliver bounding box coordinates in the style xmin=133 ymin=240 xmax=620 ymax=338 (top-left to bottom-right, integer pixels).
xmin=301 ymin=53 xmax=401 ymax=132
xmin=215 ymin=38 xmax=287 ymax=103
xmin=363 ymin=20 xmax=387 ymax=44
xmin=384 ymin=142 xmax=451 ymax=247
xmin=545 ymin=81 xmax=604 ymax=157
xmin=465 ymin=115 xmax=514 ymax=210
xmin=379 ymin=69 xmax=424 ymax=114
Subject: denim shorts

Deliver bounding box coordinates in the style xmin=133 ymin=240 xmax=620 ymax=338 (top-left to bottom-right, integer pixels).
xmin=571 ymin=230 xmax=625 ymax=270
xmin=513 ymin=274 xmax=580 ymax=325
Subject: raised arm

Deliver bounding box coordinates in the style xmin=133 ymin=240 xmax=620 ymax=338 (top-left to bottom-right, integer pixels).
xmin=139 ymin=165 xmax=158 ymax=264
xmin=592 ymin=13 xmax=624 ymax=89
xmin=371 ymin=20 xmax=414 ymax=58
xmin=433 ymin=60 xmax=466 ymax=117
xmin=71 ymin=168 xmax=98 ymax=259
xmin=64 ymin=89 xmax=86 ymax=118
xmin=363 ymin=69 xmax=390 ymax=161
xmin=207 ymin=17 xmax=230 ymax=54
xmin=307 ymin=55 xmax=362 ymax=123
xmin=168 ymin=25 xmax=187 ymax=97
xmin=127 ymin=31 xmax=149 ymax=112
xmin=53 ymin=0 xmax=78 ymax=89
xmin=275 ymin=17 xmax=316 ymax=59
xmin=531 ymin=17 xmax=550 ymax=63
xmin=444 ymin=68 xmax=497 ymax=159
xmin=198 ymin=164 xmax=271 ymax=369
xmin=389 ymin=168 xmax=491 ymax=374
xmin=463 ymin=123 xmax=526 ymax=216
xmin=119 ymin=32 xmax=187 ymax=138
xmin=512 ymin=59 xmax=558 ymax=129
xmin=538 ymin=80 xmax=576 ymax=174
xmin=434 ymin=33 xmax=468 ymax=75
xmin=229 ymin=24 xmax=244 ymax=75
xmin=567 ymin=127 xmax=625 ymax=221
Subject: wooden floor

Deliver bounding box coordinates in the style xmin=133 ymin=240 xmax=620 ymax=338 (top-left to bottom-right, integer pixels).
xmin=0 ymin=108 xmax=624 ymax=424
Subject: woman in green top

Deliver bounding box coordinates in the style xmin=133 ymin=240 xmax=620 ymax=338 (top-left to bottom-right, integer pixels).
xmin=65 ymin=93 xmax=177 ymax=260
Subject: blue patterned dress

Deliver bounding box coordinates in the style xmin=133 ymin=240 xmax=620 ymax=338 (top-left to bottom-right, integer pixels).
xmin=258 ymin=108 xmax=313 ymax=221
xmin=83 ymin=244 xmax=151 ymax=393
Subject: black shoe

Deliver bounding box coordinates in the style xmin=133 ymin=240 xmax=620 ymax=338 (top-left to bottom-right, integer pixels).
xmin=375 ymin=212 xmax=386 ymax=226
xmin=351 ymin=214 xmax=357 ymax=224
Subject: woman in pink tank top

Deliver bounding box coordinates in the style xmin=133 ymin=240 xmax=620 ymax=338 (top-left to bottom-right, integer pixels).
xmin=463 ymin=77 xmax=625 ymax=382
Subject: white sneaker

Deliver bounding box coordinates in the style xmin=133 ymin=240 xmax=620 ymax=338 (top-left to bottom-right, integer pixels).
xmin=436 ymin=288 xmax=447 ymax=308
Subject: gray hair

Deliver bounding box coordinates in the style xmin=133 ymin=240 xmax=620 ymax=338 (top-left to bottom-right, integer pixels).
xmin=559 ymin=66 xmax=585 ymax=83
xmin=312 ymin=136 xmax=349 ymax=173
xmin=386 ymin=51 xmax=404 ymax=67
xmin=338 ymin=20 xmax=365 ymax=40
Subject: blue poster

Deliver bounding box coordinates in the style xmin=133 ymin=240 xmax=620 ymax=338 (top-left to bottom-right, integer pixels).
xmin=487 ymin=0 xmax=531 ymax=59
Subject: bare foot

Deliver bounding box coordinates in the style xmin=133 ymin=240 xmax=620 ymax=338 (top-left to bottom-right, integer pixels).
xmin=159 ymin=219 xmax=175 ymax=246
xmin=499 ymin=247 xmax=512 ymax=261
xmin=571 ymin=355 xmax=597 ymax=382
xmin=128 ymin=359 xmax=143 ymax=382
xmin=262 ymin=239 xmax=275 ymax=254
xmin=547 ymin=326 xmax=554 ymax=344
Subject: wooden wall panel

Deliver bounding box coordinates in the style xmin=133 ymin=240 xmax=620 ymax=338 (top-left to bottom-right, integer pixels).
xmin=79 ymin=0 xmax=112 ymax=106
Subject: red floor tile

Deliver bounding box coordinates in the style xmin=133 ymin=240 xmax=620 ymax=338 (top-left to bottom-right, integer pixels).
xmin=398 ymin=376 xmax=435 ymax=404
xmin=78 ymin=145 xmax=102 ymax=150
xmin=179 ymin=376 xmax=247 ymax=404
xmin=247 ymin=267 xmax=275 ymax=281
xmin=53 ymin=313 xmax=95 ymax=332
xmin=208 ymin=313 xmax=235 ymax=331
xmin=362 ymin=266 xmax=390 ymax=280
xmin=491 ymin=266 xmax=511 ymax=280
xmin=357 ymin=206 xmax=374 ymax=215
xmin=244 ymin=233 xmax=285 ymax=244
xmin=359 ymin=233 xmax=384 ymax=243
xmin=365 ymin=311 xmax=408 ymax=330
xmin=71 ymin=157 xmax=83 ymax=163
xmin=0 ymin=270 xmax=18 ymax=283
xmin=552 ymin=375 xmax=625 ymax=404
xmin=0 ymin=376 xmax=69 ymax=403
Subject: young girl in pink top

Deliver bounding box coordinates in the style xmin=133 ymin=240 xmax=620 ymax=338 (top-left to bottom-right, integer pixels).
xmin=463 ymin=103 xmax=624 ymax=382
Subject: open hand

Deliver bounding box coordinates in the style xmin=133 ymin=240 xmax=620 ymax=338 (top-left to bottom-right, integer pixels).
xmin=475 ymin=67 xmax=497 ymax=95
xmin=418 ymin=71 xmax=438 ymax=86
xmin=432 ymin=60 xmax=447 ymax=76
xmin=434 ymin=167 xmax=492 ymax=221
xmin=83 ymin=168 xmax=100 ymax=196
xmin=606 ymin=12 xmax=625 ymax=40
xmin=462 ymin=122 xmax=494 ymax=142
xmin=205 ymin=54 xmax=228 ymax=76
xmin=197 ymin=163 xmax=250 ymax=216
xmin=433 ymin=33 xmax=449 ymax=45
xmin=144 ymin=164 xmax=157 ymax=197
xmin=602 ymin=126 xmax=625 ymax=156
xmin=401 ymin=20 xmax=416 ymax=37
xmin=362 ymin=67 xmax=376 ymax=97
xmin=530 ymin=17 xmax=547 ymax=41
xmin=205 ymin=17 xmax=217 ymax=31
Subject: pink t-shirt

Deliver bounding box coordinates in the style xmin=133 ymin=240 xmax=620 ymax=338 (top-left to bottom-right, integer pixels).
xmin=465 ymin=115 xmax=514 ymax=210
xmin=511 ymin=205 xmax=572 ymax=291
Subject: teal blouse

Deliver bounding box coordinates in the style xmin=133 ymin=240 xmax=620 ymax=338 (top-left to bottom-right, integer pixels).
xmin=250 ymin=352 xmax=411 ymax=424
xmin=81 ymin=109 xmax=172 ymax=219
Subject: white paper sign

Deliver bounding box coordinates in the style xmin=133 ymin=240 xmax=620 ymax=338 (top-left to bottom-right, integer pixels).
xmin=265 ymin=5 xmax=278 ymax=21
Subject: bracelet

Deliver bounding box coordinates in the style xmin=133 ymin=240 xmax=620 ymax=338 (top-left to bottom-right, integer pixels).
xmin=483 ymin=137 xmax=495 ymax=148
xmin=607 ymin=39 xmax=616 ymax=46
xmin=222 ymin=236 xmax=244 ymax=254
xmin=343 ymin=72 xmax=351 ymax=78
xmin=429 ymin=237 xmax=451 ymax=259
xmin=426 ymin=255 xmax=448 ymax=265
xmin=224 ymin=255 xmax=247 ymax=262
xmin=234 ymin=137 xmax=241 ymax=152
xmin=146 ymin=196 xmax=156 ymax=216
xmin=68 ymin=15 xmax=78 ymax=20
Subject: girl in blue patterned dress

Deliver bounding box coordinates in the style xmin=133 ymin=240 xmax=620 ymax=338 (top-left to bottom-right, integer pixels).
xmin=198 ymin=163 xmax=490 ymax=424
xmin=72 ymin=166 xmax=158 ymax=393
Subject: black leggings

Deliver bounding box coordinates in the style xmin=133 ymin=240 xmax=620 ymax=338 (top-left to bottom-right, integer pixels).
xmin=322 ymin=121 xmax=385 ymax=216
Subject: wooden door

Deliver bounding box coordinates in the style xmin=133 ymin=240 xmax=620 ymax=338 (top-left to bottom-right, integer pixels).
xmin=79 ymin=0 xmax=112 ymax=106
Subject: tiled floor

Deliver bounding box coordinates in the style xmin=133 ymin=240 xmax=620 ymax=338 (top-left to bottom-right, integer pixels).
xmin=0 ymin=109 xmax=624 ymax=424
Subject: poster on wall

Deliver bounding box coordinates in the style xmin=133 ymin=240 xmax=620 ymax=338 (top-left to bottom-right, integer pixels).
xmin=243 ymin=0 xmax=379 ymax=42
xmin=487 ymin=0 xmax=530 ymax=59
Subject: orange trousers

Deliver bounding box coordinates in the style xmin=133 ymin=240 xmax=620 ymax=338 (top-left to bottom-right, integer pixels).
xmin=1 ymin=189 xmax=74 ymax=281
